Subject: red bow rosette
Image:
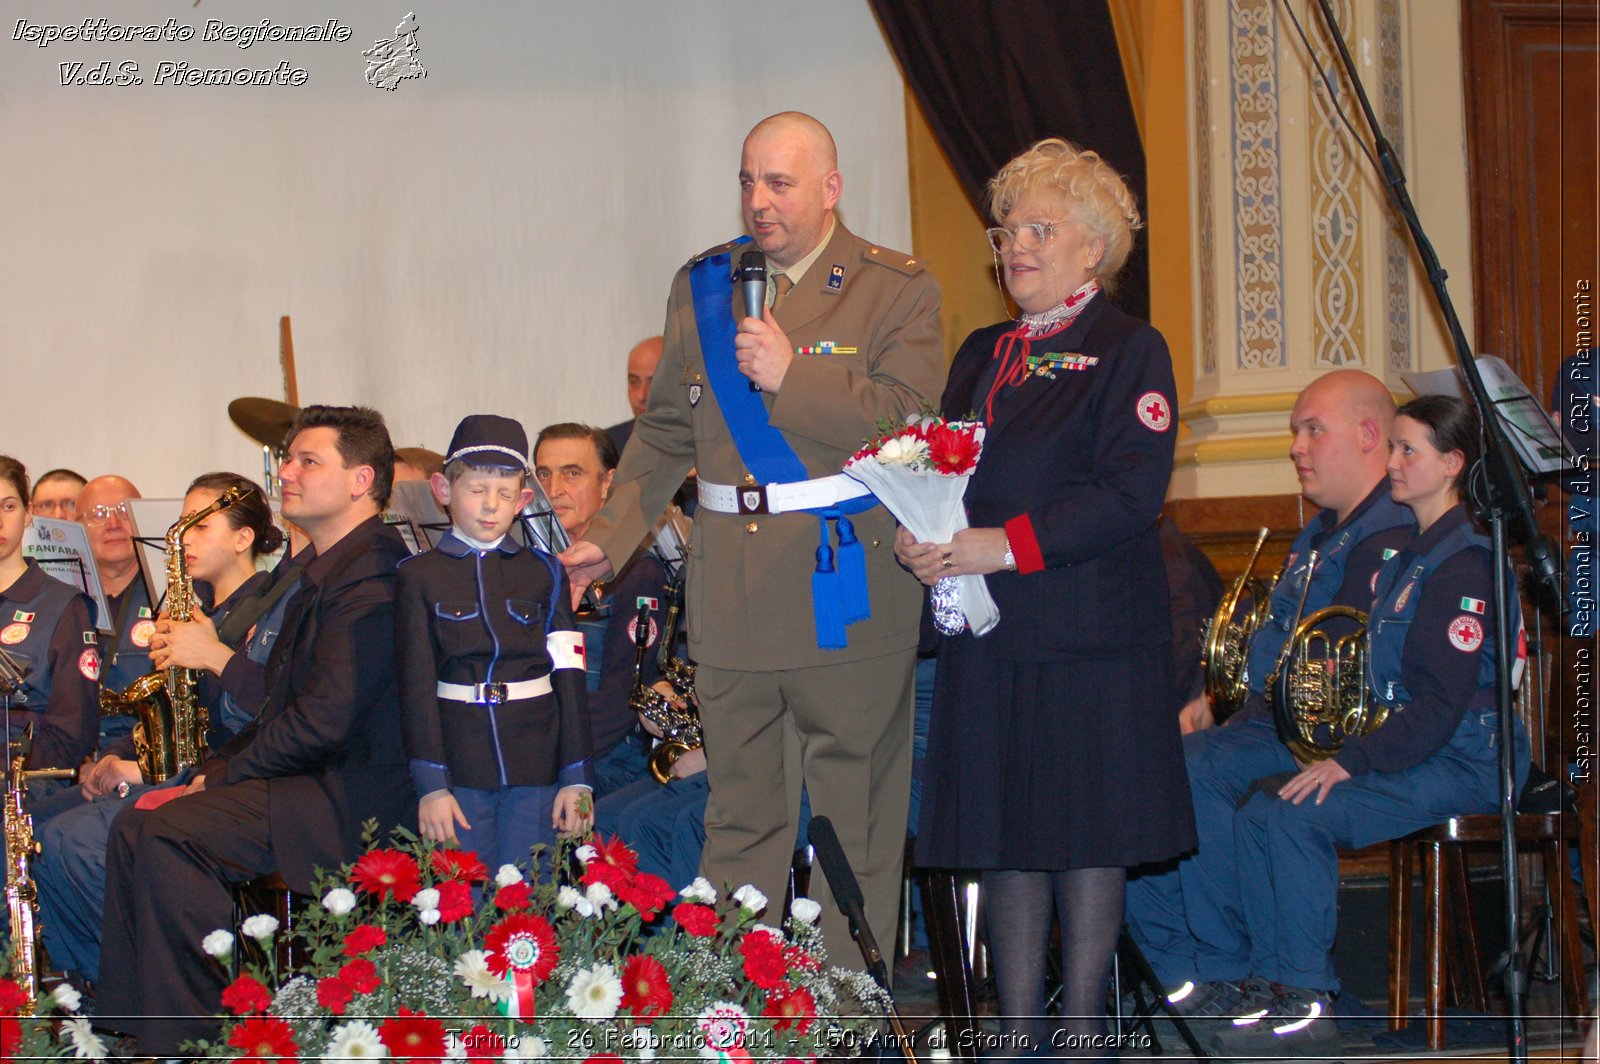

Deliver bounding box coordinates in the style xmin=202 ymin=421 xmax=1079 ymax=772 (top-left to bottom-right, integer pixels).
xmin=484 ymin=913 xmax=559 ymax=1018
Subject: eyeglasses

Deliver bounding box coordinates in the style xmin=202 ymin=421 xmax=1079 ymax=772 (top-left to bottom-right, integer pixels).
xmin=82 ymin=502 xmax=130 ymax=527
xmin=986 ymin=222 xmax=1057 ymax=253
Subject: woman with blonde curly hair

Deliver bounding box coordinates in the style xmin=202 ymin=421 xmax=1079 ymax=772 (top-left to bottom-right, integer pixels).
xmin=898 ymin=139 xmax=1194 ymax=1052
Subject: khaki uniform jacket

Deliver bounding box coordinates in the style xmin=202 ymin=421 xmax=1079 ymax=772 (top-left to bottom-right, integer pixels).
xmin=588 ymin=221 xmax=945 ymax=671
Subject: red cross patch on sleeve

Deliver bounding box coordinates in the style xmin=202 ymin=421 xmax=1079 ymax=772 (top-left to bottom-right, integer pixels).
xmin=78 ymin=648 xmax=101 ymax=682
xmin=1447 ymin=614 xmax=1485 ymax=653
xmin=1136 ymin=392 xmax=1172 ymax=432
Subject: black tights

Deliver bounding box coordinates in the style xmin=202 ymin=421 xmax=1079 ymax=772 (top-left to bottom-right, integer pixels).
xmin=982 ymin=866 xmax=1126 ymax=1055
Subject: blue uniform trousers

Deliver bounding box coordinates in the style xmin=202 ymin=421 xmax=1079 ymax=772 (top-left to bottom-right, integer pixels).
xmin=34 ymin=781 xmax=160 ymax=986
xmin=588 ymin=730 xmax=650 ymax=801
xmin=1126 ymin=713 xmax=1524 ymax=993
xmin=452 ymin=784 xmax=559 ymax=873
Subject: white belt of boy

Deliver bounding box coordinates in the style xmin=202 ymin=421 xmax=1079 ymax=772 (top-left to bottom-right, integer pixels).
xmin=436 ymin=677 xmax=552 ymax=705
xmin=697 ymin=473 xmax=871 ymax=516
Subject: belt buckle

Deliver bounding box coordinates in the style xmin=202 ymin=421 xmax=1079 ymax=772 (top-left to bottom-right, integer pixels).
xmin=736 ymin=484 xmax=769 ymax=515
xmin=475 ymin=682 xmax=508 ymax=705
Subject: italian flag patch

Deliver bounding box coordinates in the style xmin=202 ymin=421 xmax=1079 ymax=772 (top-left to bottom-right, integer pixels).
xmin=1460 ymin=596 xmax=1486 ymax=614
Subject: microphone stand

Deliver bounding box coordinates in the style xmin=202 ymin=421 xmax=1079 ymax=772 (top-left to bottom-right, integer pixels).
xmin=1306 ymin=3 xmax=1566 ymax=1060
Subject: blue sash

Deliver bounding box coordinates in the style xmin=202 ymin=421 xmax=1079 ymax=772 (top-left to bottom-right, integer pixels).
xmin=689 ymin=241 xmax=877 ymax=649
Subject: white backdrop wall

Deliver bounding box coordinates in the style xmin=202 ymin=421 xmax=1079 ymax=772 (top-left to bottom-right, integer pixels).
xmin=2 ymin=1 xmax=912 ymax=496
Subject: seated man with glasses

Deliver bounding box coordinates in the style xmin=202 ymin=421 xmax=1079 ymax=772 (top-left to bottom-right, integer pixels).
xmin=75 ymin=476 xmax=150 ymax=746
xmin=28 ymin=469 xmax=87 ymax=521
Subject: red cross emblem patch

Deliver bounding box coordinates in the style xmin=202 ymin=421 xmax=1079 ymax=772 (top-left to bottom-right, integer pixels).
xmin=1447 ymin=614 xmax=1484 ymax=653
xmin=1136 ymin=391 xmax=1172 ymax=432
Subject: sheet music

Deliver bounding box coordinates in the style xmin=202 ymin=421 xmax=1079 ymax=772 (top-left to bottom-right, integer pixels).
xmin=126 ymin=498 xmax=184 ymax=609
xmin=22 ymin=518 xmax=112 ymax=632
xmin=1402 ymin=355 xmax=1575 ymax=475
xmin=385 ymin=481 xmax=448 ymax=555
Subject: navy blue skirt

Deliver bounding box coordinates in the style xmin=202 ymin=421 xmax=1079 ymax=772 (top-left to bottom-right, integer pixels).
xmin=916 ymin=637 xmax=1197 ymax=871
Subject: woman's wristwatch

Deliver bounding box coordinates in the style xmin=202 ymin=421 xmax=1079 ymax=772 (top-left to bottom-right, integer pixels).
xmin=1002 ymin=537 xmax=1016 ymax=571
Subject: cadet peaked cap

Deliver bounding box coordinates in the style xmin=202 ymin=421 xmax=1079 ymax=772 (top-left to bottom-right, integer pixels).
xmin=444 ymin=414 xmax=530 ymax=470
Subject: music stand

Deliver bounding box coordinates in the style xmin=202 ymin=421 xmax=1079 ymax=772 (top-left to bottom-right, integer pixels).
xmin=22 ymin=519 xmax=111 ymax=634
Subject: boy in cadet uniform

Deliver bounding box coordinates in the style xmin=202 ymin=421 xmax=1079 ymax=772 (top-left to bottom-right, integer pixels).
xmin=396 ymin=415 xmax=594 ymax=870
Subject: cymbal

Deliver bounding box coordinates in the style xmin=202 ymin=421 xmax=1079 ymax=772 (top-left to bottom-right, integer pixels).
xmin=228 ymin=397 xmax=300 ymax=449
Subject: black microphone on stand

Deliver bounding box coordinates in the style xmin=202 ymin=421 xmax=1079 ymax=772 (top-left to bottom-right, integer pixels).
xmin=808 ymin=815 xmax=920 ymax=1063
xmin=737 ymin=249 xmax=766 ymax=392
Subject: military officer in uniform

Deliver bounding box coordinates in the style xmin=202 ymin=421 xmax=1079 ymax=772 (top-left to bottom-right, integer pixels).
xmin=564 ymin=111 xmax=944 ymax=964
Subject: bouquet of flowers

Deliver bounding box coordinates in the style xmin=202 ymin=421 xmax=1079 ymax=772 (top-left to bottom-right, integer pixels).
xmin=844 ymin=414 xmax=999 ymax=636
xmin=177 ymin=829 xmax=889 ymax=1062
xmin=0 ymin=976 xmax=103 ymax=1061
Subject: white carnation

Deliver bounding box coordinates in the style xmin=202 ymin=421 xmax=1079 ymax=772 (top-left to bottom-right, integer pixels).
xmin=790 ymin=897 xmax=822 ymax=925
xmin=679 ymin=877 xmax=717 ymax=905
xmin=322 ymin=887 xmax=358 ymax=917
xmin=412 ymin=887 xmax=441 ymax=912
xmin=557 ymin=885 xmax=594 ymax=917
xmin=50 ymin=983 xmax=82 ymax=1013
xmin=495 ymin=864 xmax=524 ymax=888
xmin=585 ymin=882 xmax=616 ymax=911
xmin=240 ymin=914 xmax=278 ymax=941
xmin=731 ymin=884 xmax=767 ymax=914
xmin=575 ymin=844 xmax=598 ymax=864
xmin=418 ymin=907 xmax=441 ymax=926
xmin=201 ymin=929 xmax=235 ymax=958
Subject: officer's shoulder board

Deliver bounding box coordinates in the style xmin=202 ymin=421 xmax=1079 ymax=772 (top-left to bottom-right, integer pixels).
xmin=687 ymin=237 xmax=747 ymax=267
xmin=860 ymin=243 xmax=924 ymax=277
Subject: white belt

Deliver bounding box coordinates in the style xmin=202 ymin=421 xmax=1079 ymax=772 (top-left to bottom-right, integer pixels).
xmin=436 ymin=677 xmax=552 ymax=704
xmin=697 ymin=474 xmax=872 ymax=516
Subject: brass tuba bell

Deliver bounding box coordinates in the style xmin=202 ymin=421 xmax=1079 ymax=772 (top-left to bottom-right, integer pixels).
xmin=626 ymin=574 xmax=700 ymax=784
xmin=1202 ymin=527 xmax=1276 ymax=723
xmin=1266 ymin=550 xmax=1386 ymax=761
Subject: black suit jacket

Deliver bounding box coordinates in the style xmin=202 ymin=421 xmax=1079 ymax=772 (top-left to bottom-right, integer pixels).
xmin=944 ymin=297 xmax=1177 ymax=659
xmin=202 ymin=515 xmax=414 ymax=892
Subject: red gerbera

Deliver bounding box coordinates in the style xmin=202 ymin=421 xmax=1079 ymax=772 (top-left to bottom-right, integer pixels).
xmin=227 ymin=1015 xmax=299 ymax=1062
xmin=339 ymin=957 xmax=381 ymax=995
xmin=0 ymin=980 xmax=28 ymax=1016
xmin=493 ymin=881 xmax=532 ymax=910
xmin=590 ymin=835 xmax=640 ymax=875
xmin=220 ymin=973 xmax=273 ymax=1015
xmin=430 ymin=848 xmax=489 ymax=884
xmin=617 ymin=871 xmax=677 ymax=921
xmin=435 ymin=879 xmax=475 ymax=923
xmin=483 ymin=913 xmax=559 ymax=983
xmin=379 ymin=1007 xmax=448 ymax=1064
xmin=925 ymin=423 xmax=982 ymax=475
xmin=581 ymin=835 xmax=639 ymax=894
xmin=621 ymin=954 xmax=674 ymax=1023
xmin=672 ymin=902 xmax=719 ymax=937
xmin=350 ymin=848 xmax=422 ymax=902
xmin=343 ymin=923 xmax=387 ymax=957
xmin=763 ymin=983 xmax=818 ymax=1034
xmin=316 ymin=975 xmax=353 ymax=1016
xmin=739 ymin=929 xmax=790 ymax=990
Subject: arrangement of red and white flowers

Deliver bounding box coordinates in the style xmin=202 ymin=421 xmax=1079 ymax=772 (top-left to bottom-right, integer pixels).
xmin=844 ymin=414 xmax=999 ymax=635
xmin=0 ymin=976 xmax=104 ymax=1062
xmin=172 ymin=829 xmax=888 ymax=1062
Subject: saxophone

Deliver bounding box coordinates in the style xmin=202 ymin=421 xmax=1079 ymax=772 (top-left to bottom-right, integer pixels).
xmin=5 ymin=747 xmax=72 ymax=1010
xmin=100 ymin=486 xmax=248 ymax=782
xmin=627 ymin=574 xmax=701 ymax=784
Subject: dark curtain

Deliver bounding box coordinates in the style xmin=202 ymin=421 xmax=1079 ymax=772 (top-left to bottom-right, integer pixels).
xmin=869 ymin=0 xmax=1150 ymax=322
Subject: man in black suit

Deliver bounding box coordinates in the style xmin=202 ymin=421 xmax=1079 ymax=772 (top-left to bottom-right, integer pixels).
xmin=97 ymin=406 xmax=415 ymax=1056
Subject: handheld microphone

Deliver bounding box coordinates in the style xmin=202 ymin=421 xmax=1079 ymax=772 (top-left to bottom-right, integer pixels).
xmin=738 ymin=250 xmax=767 ymax=393
xmin=738 ymin=249 xmax=767 ymax=321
